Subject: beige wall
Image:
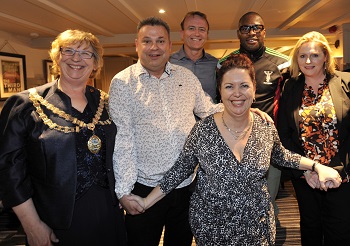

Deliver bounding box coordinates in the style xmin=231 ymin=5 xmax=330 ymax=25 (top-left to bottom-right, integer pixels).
xmin=0 ymin=33 xmax=136 ymax=110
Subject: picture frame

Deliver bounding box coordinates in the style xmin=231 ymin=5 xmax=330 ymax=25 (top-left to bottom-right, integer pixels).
xmin=44 ymin=59 xmax=55 ymax=83
xmin=0 ymin=52 xmax=26 ymax=100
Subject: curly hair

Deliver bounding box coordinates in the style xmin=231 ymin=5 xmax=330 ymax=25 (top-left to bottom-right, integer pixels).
xmin=49 ymin=29 xmax=103 ymax=79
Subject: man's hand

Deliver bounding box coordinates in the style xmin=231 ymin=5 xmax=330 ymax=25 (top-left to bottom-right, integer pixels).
xmin=119 ymin=194 xmax=145 ymax=215
xmin=250 ymin=108 xmax=274 ymax=124
xmin=128 ymin=194 xmax=146 ymax=210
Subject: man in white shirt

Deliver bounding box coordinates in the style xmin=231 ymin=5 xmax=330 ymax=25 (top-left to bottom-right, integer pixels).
xmin=109 ymin=17 xmax=222 ymax=246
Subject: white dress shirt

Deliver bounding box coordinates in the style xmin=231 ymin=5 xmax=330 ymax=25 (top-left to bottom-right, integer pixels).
xmin=109 ymin=61 xmax=223 ymax=198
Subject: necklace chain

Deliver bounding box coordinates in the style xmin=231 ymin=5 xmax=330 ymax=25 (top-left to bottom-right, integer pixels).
xmin=29 ymin=88 xmax=112 ymax=134
xmin=221 ymin=112 xmax=253 ymax=141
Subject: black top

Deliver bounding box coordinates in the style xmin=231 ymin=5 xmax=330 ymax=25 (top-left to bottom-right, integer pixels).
xmin=73 ymin=105 xmax=109 ymax=200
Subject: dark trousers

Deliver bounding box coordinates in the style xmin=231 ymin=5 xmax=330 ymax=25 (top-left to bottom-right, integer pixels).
xmin=292 ymin=179 xmax=350 ymax=246
xmin=52 ymin=185 xmax=127 ymax=246
xmin=125 ymin=182 xmax=193 ymax=246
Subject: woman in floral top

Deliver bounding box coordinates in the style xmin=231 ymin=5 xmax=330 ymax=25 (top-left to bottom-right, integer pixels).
xmin=129 ymin=53 xmax=341 ymax=246
xmin=277 ymin=31 xmax=350 ymax=245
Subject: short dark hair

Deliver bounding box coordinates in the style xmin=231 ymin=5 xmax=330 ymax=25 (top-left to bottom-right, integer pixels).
xmin=216 ymin=53 xmax=256 ymax=90
xmin=180 ymin=11 xmax=209 ymax=31
xmin=238 ymin=12 xmax=263 ymax=28
xmin=137 ymin=17 xmax=170 ymax=36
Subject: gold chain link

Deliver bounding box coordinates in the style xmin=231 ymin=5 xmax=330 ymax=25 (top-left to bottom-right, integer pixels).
xmin=29 ymin=88 xmax=112 ymax=133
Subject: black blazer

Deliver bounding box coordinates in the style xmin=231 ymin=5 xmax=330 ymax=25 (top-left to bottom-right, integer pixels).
xmin=277 ymin=71 xmax=350 ymax=179
xmin=0 ymin=81 xmax=118 ymax=229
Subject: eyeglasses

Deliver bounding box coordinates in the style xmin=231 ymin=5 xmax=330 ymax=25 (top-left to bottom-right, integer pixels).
xmin=239 ymin=25 xmax=265 ymax=34
xmin=60 ymin=47 xmax=94 ymax=59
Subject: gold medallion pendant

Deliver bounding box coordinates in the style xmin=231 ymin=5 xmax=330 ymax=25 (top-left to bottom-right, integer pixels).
xmin=88 ymin=134 xmax=102 ymax=154
xmin=29 ymin=88 xmax=112 ymax=155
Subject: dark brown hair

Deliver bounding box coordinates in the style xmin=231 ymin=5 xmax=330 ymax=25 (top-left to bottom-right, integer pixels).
xmin=216 ymin=53 xmax=256 ymax=90
xmin=180 ymin=11 xmax=209 ymax=31
xmin=137 ymin=17 xmax=170 ymax=37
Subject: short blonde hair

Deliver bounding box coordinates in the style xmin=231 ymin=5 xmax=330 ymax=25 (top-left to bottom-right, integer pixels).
xmin=49 ymin=29 xmax=103 ymax=79
xmin=289 ymin=31 xmax=336 ymax=79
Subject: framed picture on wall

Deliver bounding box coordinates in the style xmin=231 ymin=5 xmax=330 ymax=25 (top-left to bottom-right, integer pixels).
xmin=0 ymin=52 xmax=26 ymax=100
xmin=44 ymin=59 xmax=55 ymax=83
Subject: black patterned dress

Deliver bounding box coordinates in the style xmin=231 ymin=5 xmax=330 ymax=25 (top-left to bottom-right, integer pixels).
xmin=159 ymin=114 xmax=301 ymax=245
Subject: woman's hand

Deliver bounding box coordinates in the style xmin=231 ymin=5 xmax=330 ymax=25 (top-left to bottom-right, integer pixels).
xmin=315 ymin=164 xmax=342 ymax=191
xmin=13 ymin=199 xmax=58 ymax=246
xmin=304 ymin=171 xmax=320 ymax=189
xmin=119 ymin=194 xmax=145 ymax=215
xmin=127 ymin=194 xmax=146 ymax=211
xmin=250 ymin=108 xmax=274 ymax=124
xmin=25 ymin=220 xmax=58 ymax=246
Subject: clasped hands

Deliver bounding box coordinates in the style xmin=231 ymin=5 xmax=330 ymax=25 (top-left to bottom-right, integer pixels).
xmin=304 ymin=170 xmax=342 ymax=191
xmin=118 ymin=168 xmax=343 ymax=215
xmin=119 ymin=194 xmax=146 ymax=215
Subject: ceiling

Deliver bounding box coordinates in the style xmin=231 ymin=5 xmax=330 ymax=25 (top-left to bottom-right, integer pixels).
xmin=0 ymin=0 xmax=349 ymax=59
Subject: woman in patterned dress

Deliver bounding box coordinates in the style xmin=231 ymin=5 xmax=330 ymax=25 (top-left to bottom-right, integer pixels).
xmin=277 ymin=31 xmax=350 ymax=245
xmin=130 ymin=53 xmax=341 ymax=245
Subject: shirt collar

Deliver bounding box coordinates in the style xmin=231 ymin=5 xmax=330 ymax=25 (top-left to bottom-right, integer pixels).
xmin=136 ymin=60 xmax=172 ymax=78
xmin=178 ymin=45 xmax=207 ymax=61
xmin=239 ymin=45 xmax=265 ymax=62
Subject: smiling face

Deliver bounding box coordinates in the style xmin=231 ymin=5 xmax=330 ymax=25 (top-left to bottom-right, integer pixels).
xmin=220 ymin=68 xmax=256 ymax=117
xmin=181 ymin=15 xmax=208 ymax=52
xmin=59 ymin=42 xmax=96 ymax=85
xmin=237 ymin=14 xmax=265 ymax=52
xmin=135 ymin=25 xmax=172 ymax=78
xmin=297 ymin=41 xmax=327 ymax=78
